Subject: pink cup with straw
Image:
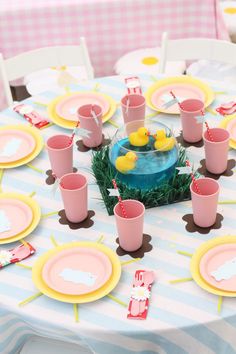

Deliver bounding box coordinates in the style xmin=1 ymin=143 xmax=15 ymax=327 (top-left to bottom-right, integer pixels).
xmin=190 ymin=178 xmax=219 ymax=228
xmin=203 ymin=128 xmax=230 ymax=174
xmin=180 ymin=99 xmax=204 ymax=143
xmin=78 ymin=104 xmax=102 ymax=148
xmin=114 ymin=199 xmax=145 ymax=252
xmin=121 ymin=94 xmax=146 ymax=125
xmin=46 ymin=135 xmax=73 ymax=178
xmin=59 ymin=173 xmax=88 ymax=223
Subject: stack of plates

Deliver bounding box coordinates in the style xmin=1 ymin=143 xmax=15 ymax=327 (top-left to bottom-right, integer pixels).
xmin=219 ymin=115 xmax=236 ymax=149
xmin=0 ymin=125 xmax=43 ymax=169
xmin=191 ymin=236 xmax=236 ymax=297
xmin=145 ymin=76 xmax=214 ymax=114
xmin=32 ymin=242 xmax=121 ymax=303
xmin=47 ymin=92 xmax=117 ymax=129
xmin=0 ymin=193 xmax=41 ymax=245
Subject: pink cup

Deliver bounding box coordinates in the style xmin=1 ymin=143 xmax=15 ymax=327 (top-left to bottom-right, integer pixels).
xmin=121 ymin=94 xmax=146 ymax=125
xmin=203 ymin=128 xmax=230 ymax=174
xmin=180 ymin=99 xmax=204 ymax=143
xmin=46 ymin=135 xmax=73 ymax=178
xmin=114 ymin=199 xmax=145 ymax=252
xmin=59 ymin=173 xmax=88 ymax=223
xmin=190 ymin=178 xmax=219 ymax=228
xmin=78 ymin=104 xmax=103 ymax=148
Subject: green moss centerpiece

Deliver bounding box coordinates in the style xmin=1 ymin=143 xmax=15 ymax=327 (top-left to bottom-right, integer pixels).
xmin=92 ymin=143 xmax=197 ymax=216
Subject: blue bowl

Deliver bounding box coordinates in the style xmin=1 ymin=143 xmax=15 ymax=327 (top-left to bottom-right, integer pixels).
xmin=109 ymin=120 xmax=179 ymax=190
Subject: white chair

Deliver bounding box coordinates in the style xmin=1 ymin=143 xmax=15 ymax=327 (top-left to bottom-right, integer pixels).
xmin=0 ymin=37 xmax=94 ymax=106
xmin=20 ymin=336 xmax=93 ymax=354
xmin=186 ymin=59 xmax=236 ymax=85
xmin=114 ymin=47 xmax=186 ymax=76
xmin=220 ymin=1 xmax=236 ymax=43
xmin=159 ymin=32 xmax=236 ymax=75
xmin=24 ymin=65 xmax=90 ymax=97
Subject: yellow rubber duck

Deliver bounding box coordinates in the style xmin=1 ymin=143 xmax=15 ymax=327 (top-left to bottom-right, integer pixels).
xmin=153 ymin=129 xmax=175 ymax=152
xmin=129 ymin=127 xmax=150 ymax=147
xmin=115 ymin=151 xmax=138 ymax=173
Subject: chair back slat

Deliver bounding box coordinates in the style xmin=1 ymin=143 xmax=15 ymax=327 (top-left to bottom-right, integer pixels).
xmin=159 ymin=32 xmax=236 ymax=73
xmin=0 ymin=37 xmax=94 ymax=106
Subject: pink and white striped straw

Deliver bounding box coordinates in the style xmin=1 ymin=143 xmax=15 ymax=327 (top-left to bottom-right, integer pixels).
xmin=170 ymin=91 xmax=184 ymax=110
xmin=186 ymin=160 xmax=201 ymax=194
xmin=205 ymin=121 xmax=214 ymax=142
xmin=112 ymin=179 xmax=128 ymax=218
xmin=69 ymin=119 xmax=80 ymax=146
xmin=200 ymin=110 xmax=214 ymax=142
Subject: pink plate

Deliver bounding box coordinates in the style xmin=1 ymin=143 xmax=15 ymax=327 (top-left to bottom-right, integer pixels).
xmin=151 ymin=83 xmax=205 ymax=114
xmin=0 ymin=129 xmax=35 ymax=163
xmin=200 ymin=244 xmax=236 ymax=292
xmin=0 ymin=198 xmax=33 ymax=239
xmin=55 ymin=93 xmax=110 ymax=121
xmin=226 ymin=118 xmax=236 ymax=142
xmin=42 ymin=247 xmax=112 ymax=295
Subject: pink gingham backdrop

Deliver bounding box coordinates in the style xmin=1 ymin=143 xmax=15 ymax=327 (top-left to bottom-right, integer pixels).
xmin=0 ymin=0 xmax=229 ymax=109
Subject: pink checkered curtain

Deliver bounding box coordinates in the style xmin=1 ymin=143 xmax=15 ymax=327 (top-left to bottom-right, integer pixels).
xmin=215 ymin=0 xmax=230 ymax=39
xmin=0 ymin=0 xmax=230 ymax=87
xmin=0 ymin=77 xmax=8 ymax=111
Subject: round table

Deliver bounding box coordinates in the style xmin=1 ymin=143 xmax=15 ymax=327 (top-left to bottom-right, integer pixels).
xmin=0 ymin=74 xmax=236 ymax=354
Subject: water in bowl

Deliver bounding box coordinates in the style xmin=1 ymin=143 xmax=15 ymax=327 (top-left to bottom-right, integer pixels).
xmin=110 ymin=136 xmax=178 ymax=190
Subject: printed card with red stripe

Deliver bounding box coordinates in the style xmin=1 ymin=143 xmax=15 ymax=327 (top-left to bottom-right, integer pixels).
xmin=127 ymin=269 xmax=155 ymax=320
xmin=0 ymin=242 xmax=35 ymax=268
xmin=13 ymin=104 xmax=50 ymax=129
xmin=125 ymin=77 xmax=142 ymax=95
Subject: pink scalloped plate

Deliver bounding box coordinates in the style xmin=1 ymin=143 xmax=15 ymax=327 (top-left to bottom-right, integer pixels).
xmin=200 ymin=244 xmax=236 ymax=292
xmin=55 ymin=93 xmax=110 ymax=121
xmin=42 ymin=247 xmax=112 ymax=295
xmin=151 ymin=83 xmax=205 ymax=114
xmin=0 ymin=129 xmax=35 ymax=163
xmin=0 ymin=198 xmax=33 ymax=239
xmin=226 ymin=117 xmax=236 ymax=142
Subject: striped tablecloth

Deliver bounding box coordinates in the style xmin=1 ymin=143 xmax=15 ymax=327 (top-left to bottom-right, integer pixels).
xmin=0 ymin=74 xmax=236 ymax=354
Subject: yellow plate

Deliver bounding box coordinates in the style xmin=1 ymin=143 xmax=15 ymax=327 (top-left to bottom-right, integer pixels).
xmin=0 ymin=125 xmax=43 ymax=169
xmin=47 ymin=92 xmax=117 ymax=129
xmin=190 ymin=236 xmax=236 ymax=297
xmin=145 ymin=76 xmax=214 ymax=114
xmin=32 ymin=241 xmax=121 ymax=303
xmin=219 ymin=114 xmax=236 ymax=149
xmin=0 ymin=193 xmax=41 ymax=245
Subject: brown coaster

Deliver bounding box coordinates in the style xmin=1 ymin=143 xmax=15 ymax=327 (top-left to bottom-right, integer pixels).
xmin=76 ymin=135 xmax=111 ymax=152
xmin=176 ymin=131 xmax=204 ymax=148
xmin=58 ymin=209 xmax=95 ymax=230
xmin=197 ymin=159 xmax=236 ymax=180
xmin=182 ymin=213 xmax=223 ymax=234
xmin=46 ymin=167 xmax=78 ymax=185
xmin=115 ymin=234 xmax=153 ymax=258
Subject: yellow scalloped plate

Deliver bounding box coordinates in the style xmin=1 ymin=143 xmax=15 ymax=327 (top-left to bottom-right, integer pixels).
xmin=145 ymin=76 xmax=214 ymax=114
xmin=0 ymin=193 xmax=41 ymax=244
xmin=219 ymin=114 xmax=236 ymax=149
xmin=0 ymin=125 xmax=43 ymax=169
xmin=190 ymin=236 xmax=236 ymax=297
xmin=32 ymin=242 xmax=121 ymax=303
xmin=47 ymin=91 xmax=117 ymax=129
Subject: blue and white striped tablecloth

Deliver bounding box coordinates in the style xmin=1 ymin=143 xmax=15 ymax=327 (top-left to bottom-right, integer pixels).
xmin=0 ymin=74 xmax=236 ymax=354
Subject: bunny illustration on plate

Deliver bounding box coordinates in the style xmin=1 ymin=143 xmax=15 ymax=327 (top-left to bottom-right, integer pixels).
xmin=60 ymin=268 xmax=97 ymax=286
